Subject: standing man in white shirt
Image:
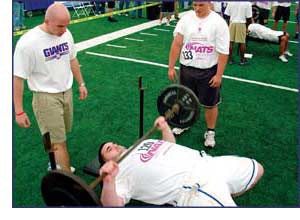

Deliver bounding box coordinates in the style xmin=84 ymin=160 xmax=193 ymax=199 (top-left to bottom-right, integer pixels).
xmin=168 ymin=2 xmax=229 ymax=148
xmin=272 ymin=1 xmax=291 ymax=32
xmin=225 ymin=1 xmax=252 ymax=65
xmin=13 ymin=3 xmax=88 ymax=172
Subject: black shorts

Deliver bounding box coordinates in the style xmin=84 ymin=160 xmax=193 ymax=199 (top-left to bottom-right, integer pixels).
xmin=179 ymin=64 xmax=221 ymax=108
xmin=107 ymin=1 xmax=115 ymax=8
xmin=161 ymin=1 xmax=174 ymax=13
xmin=274 ymin=6 xmax=290 ymax=22
xmin=258 ymin=8 xmax=270 ymax=24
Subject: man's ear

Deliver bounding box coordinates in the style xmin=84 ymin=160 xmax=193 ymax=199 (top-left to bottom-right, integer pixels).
xmin=44 ymin=18 xmax=49 ymax=25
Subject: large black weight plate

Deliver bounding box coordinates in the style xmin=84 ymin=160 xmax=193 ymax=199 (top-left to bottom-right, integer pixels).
xmin=157 ymin=84 xmax=200 ymax=128
xmin=41 ymin=170 xmax=100 ymax=206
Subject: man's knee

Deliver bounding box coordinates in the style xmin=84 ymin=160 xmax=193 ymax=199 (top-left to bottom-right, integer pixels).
xmin=254 ymin=162 xmax=264 ymax=184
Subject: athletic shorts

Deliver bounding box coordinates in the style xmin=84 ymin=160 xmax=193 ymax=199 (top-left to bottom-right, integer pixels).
xmin=161 ymin=2 xmax=174 ymax=13
xmin=180 ymin=64 xmax=221 ymax=108
xmin=275 ymin=6 xmax=290 ymax=22
xmin=32 ymin=89 xmax=73 ymax=143
xmin=258 ymin=8 xmax=270 ymax=24
xmin=229 ymin=23 xmax=247 ymax=43
xmin=174 ymin=155 xmax=259 ymax=207
xmin=107 ymin=1 xmax=115 ymax=8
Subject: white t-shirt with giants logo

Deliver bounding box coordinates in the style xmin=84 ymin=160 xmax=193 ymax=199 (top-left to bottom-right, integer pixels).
xmin=115 ymin=139 xmax=205 ymax=205
xmin=14 ymin=26 xmax=77 ymax=93
xmin=174 ymin=10 xmax=229 ymax=69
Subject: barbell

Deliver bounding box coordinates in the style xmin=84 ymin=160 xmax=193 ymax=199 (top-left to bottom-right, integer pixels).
xmin=41 ymin=84 xmax=200 ymax=206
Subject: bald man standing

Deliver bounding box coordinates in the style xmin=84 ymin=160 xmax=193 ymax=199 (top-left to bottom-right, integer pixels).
xmin=14 ymin=3 xmax=88 ymax=172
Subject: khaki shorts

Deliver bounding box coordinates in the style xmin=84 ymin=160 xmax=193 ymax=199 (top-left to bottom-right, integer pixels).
xmin=32 ymin=89 xmax=73 ymax=143
xmin=229 ymin=23 xmax=247 ymax=43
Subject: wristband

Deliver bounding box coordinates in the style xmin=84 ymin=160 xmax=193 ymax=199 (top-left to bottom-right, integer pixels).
xmin=16 ymin=111 xmax=25 ymax=116
xmin=79 ymin=82 xmax=85 ymax=87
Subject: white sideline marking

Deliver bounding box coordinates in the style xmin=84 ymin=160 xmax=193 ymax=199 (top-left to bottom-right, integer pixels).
xmin=75 ymin=11 xmax=189 ymax=51
xmin=140 ymin=32 xmax=158 ymax=36
xmin=269 ymin=19 xmax=297 ymax=24
xmin=76 ymin=19 xmax=161 ymax=51
xmin=168 ymin=25 xmax=176 ymax=28
xmin=288 ymin=40 xmax=299 ymax=44
xmin=154 ymin=28 xmax=171 ymax=32
xmin=86 ymin=51 xmax=170 ymax=68
xmin=106 ymin=44 xmax=127 ymax=48
xmin=86 ymin=51 xmax=298 ymax=93
xmin=124 ymin=37 xmax=144 ymax=42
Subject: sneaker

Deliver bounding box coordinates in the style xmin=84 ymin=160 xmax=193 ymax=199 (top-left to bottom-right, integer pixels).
xmin=172 ymin=127 xmax=190 ymax=135
xmin=279 ymin=55 xmax=288 ymax=63
xmin=239 ymin=60 xmax=249 ymax=66
xmin=166 ymin=22 xmax=170 ymax=26
xmin=294 ymin=33 xmax=299 ymax=39
xmin=284 ymin=51 xmax=293 ymax=57
xmin=204 ymin=131 xmax=216 ymax=148
xmin=47 ymin=162 xmax=76 ymax=173
xmin=228 ymin=59 xmax=234 ymax=65
xmin=108 ymin=17 xmax=118 ymax=22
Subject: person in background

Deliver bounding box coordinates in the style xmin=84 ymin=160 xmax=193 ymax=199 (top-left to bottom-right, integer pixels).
xmin=93 ymin=0 xmax=106 ymax=15
xmin=247 ymin=22 xmax=293 ymax=63
xmin=256 ymin=1 xmax=273 ymax=25
xmin=119 ymin=0 xmax=130 ymax=16
xmin=13 ymin=3 xmax=88 ymax=173
xmin=13 ymin=0 xmax=26 ymax=32
xmin=131 ymin=0 xmax=144 ymax=18
xmin=159 ymin=0 xmax=175 ymax=26
xmin=225 ymin=1 xmax=252 ymax=65
xmin=272 ymin=1 xmax=291 ymax=32
xmin=107 ymin=1 xmax=118 ymax=22
xmin=294 ymin=2 xmax=299 ymax=39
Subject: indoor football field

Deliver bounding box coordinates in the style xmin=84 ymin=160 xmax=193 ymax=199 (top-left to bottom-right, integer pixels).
xmin=13 ymin=2 xmax=298 ymax=207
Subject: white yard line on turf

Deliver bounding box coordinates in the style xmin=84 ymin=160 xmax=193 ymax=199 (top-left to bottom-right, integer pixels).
xmin=106 ymin=44 xmax=127 ymax=48
xmin=75 ymin=11 xmax=190 ymax=51
xmin=76 ymin=19 xmax=161 ymax=51
xmin=139 ymin=32 xmax=158 ymax=36
xmin=288 ymin=40 xmax=299 ymax=44
xmin=153 ymin=28 xmax=171 ymax=32
xmin=269 ymin=19 xmax=297 ymax=24
xmin=86 ymin=51 xmax=298 ymax=93
xmin=124 ymin=37 xmax=144 ymax=42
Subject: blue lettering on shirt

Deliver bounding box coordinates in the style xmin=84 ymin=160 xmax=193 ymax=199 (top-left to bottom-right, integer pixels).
xmin=43 ymin=42 xmax=70 ymax=61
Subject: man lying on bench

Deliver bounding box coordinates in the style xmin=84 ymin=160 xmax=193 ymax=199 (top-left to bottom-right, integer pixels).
xmin=247 ymin=23 xmax=293 ymax=63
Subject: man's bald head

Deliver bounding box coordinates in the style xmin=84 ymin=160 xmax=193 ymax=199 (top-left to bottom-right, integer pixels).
xmin=45 ymin=3 xmax=70 ymax=22
xmin=43 ymin=3 xmax=70 ymax=36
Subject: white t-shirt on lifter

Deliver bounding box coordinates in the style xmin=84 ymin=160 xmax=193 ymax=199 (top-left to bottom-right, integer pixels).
xmin=224 ymin=2 xmax=252 ymax=23
xmin=14 ymin=26 xmax=77 ymax=93
xmin=248 ymin=23 xmax=283 ymax=43
xmin=115 ymin=139 xmax=205 ymax=205
xmin=174 ymin=10 xmax=229 ymax=69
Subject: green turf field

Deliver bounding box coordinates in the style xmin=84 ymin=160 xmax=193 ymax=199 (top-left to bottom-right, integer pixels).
xmin=13 ymin=3 xmax=299 ymax=207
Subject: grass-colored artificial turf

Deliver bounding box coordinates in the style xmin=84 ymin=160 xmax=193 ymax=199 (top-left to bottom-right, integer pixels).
xmin=13 ymin=3 xmax=298 ymax=207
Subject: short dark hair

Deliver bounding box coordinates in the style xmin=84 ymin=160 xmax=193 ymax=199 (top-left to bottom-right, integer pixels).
xmin=98 ymin=142 xmax=108 ymax=167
